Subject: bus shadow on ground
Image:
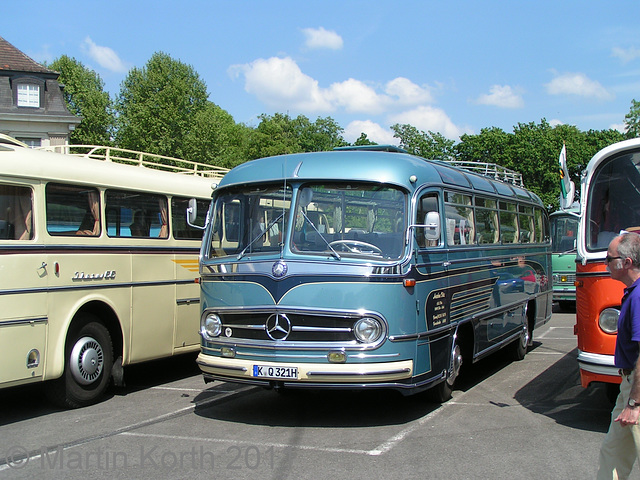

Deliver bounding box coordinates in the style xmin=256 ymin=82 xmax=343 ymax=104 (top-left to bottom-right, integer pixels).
xmin=514 ymin=347 xmax=612 ymax=434
xmin=0 ymin=352 xmax=201 ymax=426
xmin=192 ymin=346 xmax=537 ymax=428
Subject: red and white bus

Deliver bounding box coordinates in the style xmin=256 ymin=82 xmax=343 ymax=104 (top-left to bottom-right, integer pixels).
xmin=574 ymin=138 xmax=640 ymax=400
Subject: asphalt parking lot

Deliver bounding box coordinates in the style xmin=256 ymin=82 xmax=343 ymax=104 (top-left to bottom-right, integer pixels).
xmin=1 ymin=306 xmax=639 ymax=480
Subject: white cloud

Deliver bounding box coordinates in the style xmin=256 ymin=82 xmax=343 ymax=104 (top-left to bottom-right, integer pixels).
xmin=231 ymin=56 xmax=466 ymax=140
xmin=301 ymin=27 xmax=343 ymax=50
xmin=231 ymin=57 xmax=437 ymax=116
xmin=610 ymin=122 xmax=627 ymax=134
xmin=81 ymin=37 xmax=127 ymax=73
xmin=612 ymin=46 xmax=640 ymax=64
xmin=385 ymin=77 xmax=433 ymax=106
xmin=389 ymin=106 xmax=467 ymax=139
xmin=229 ymin=57 xmax=333 ymax=111
xmin=475 ymin=85 xmax=524 ymax=108
xmin=545 ymin=72 xmax=613 ymax=100
xmin=549 ymin=119 xmax=564 ymax=127
xmin=343 ymin=120 xmax=398 ymax=144
xmin=326 ymin=78 xmax=388 ymax=114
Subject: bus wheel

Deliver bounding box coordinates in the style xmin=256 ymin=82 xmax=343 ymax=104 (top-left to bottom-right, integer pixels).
xmin=47 ymin=318 xmax=114 ymax=409
xmin=431 ymin=342 xmax=463 ymax=403
xmin=510 ymin=319 xmax=530 ymax=361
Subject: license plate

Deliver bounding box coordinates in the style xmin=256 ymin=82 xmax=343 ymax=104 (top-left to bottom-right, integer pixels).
xmin=253 ymin=365 xmax=298 ymax=379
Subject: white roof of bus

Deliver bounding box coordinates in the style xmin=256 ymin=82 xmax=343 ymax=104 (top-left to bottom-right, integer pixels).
xmin=0 ymin=142 xmax=217 ymax=199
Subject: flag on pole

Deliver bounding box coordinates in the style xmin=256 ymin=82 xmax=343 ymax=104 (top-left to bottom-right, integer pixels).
xmin=558 ymin=143 xmax=575 ymax=209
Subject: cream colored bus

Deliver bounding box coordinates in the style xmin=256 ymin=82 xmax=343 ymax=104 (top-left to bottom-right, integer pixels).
xmin=0 ymin=135 xmax=227 ymax=408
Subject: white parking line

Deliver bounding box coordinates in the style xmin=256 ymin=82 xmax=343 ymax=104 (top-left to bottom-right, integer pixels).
xmin=0 ymin=385 xmax=254 ymax=472
xmin=122 ymin=388 xmax=468 ymax=458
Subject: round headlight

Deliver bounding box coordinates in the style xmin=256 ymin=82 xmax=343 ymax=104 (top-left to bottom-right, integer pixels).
xmin=354 ymin=317 xmax=382 ymax=343
xmin=599 ymin=308 xmax=620 ymax=334
xmin=201 ymin=313 xmax=222 ymax=340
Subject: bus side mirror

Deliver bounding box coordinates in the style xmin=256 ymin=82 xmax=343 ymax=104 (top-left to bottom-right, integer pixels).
xmin=424 ymin=211 xmax=440 ymax=242
xmin=186 ymin=198 xmax=204 ymax=230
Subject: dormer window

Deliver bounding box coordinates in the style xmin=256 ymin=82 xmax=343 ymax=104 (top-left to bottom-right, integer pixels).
xmin=17 ymin=83 xmax=40 ymax=107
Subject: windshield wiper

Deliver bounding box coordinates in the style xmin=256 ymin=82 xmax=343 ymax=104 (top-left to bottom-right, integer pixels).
xmin=237 ymin=212 xmax=285 ymax=260
xmin=301 ymin=210 xmax=341 ymax=260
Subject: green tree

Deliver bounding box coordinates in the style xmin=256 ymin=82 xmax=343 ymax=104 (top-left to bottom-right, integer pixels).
xmin=247 ymin=113 xmax=347 ymax=160
xmin=391 ymin=124 xmax=455 ymax=160
xmin=183 ymin=102 xmax=250 ymax=169
xmin=624 ymin=99 xmax=640 ymax=138
xmin=297 ymin=116 xmax=347 ymax=152
xmin=114 ymin=52 xmax=208 ymax=158
xmin=352 ymin=133 xmax=377 ymax=146
xmin=47 ymin=55 xmax=114 ymax=145
xmin=456 ymin=127 xmax=512 ymax=166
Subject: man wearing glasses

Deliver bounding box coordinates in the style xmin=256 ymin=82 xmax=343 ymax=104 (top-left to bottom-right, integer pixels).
xmin=598 ymin=232 xmax=640 ymax=479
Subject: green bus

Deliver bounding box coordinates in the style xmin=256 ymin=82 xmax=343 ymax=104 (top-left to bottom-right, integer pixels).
xmin=549 ymin=207 xmax=579 ymax=309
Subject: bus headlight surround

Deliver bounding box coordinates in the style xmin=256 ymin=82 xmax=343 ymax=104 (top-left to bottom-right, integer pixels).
xmin=354 ymin=317 xmax=383 ymax=343
xmin=201 ymin=313 xmax=222 ymax=340
xmin=599 ymin=308 xmax=620 ymax=334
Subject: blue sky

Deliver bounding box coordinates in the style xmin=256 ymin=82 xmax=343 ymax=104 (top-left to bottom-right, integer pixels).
xmin=4 ymin=1 xmax=640 ymax=144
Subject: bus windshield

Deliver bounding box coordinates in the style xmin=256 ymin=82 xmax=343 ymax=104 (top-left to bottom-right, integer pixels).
xmin=292 ymin=183 xmax=406 ymax=260
xmin=550 ymin=213 xmax=578 ymax=253
xmin=588 ymin=150 xmax=640 ymax=251
xmin=209 ymin=184 xmax=292 ymax=258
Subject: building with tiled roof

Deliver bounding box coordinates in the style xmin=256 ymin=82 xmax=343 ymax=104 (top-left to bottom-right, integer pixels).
xmin=0 ymin=35 xmax=80 ymax=146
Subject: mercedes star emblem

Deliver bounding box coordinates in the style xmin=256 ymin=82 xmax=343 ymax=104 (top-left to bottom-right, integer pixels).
xmin=265 ymin=313 xmax=292 ymax=341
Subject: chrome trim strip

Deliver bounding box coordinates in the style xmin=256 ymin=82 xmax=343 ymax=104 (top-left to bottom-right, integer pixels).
xmin=196 ymin=359 xmax=247 ymax=373
xmin=0 ymin=317 xmax=48 ymax=327
xmin=307 ymin=368 xmax=411 ymax=377
xmin=176 ymin=297 xmax=200 ymax=306
xmin=577 ymin=350 xmax=617 ymax=376
xmin=201 ymin=258 xmax=409 ymax=278
xmin=0 ymin=278 xmax=197 ymax=296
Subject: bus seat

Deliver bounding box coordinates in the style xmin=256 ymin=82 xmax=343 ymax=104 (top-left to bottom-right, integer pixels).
xmin=0 ymin=220 xmax=14 ymax=239
xmin=130 ymin=211 xmax=149 ymax=237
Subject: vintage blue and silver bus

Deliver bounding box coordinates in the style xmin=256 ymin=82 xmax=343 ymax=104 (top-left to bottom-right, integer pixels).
xmin=196 ymin=146 xmax=552 ymax=400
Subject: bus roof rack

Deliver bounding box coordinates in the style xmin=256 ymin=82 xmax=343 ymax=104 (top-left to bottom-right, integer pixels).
xmin=443 ymin=160 xmax=524 ymax=187
xmin=333 ymin=144 xmax=524 ymax=187
xmin=0 ymin=134 xmax=28 ymax=148
xmin=37 ymin=144 xmax=229 ymax=180
xmin=333 ymin=145 xmax=409 ymax=153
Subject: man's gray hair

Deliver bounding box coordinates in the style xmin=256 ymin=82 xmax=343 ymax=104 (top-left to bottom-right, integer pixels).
xmin=617 ymin=232 xmax=640 ymax=267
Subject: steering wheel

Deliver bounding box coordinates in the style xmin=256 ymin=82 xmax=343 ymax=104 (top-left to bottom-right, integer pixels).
xmin=328 ymin=240 xmax=383 ymax=255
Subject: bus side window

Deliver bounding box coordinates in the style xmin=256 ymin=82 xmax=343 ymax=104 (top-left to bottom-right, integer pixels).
xmin=518 ymin=206 xmax=534 ymax=243
xmin=105 ymin=190 xmax=168 ymax=239
xmin=0 ymin=184 xmax=32 ymax=240
xmin=444 ymin=192 xmax=474 ymax=246
xmin=172 ymin=197 xmax=209 ymax=240
xmin=416 ymin=193 xmax=440 ymax=248
xmin=499 ymin=201 xmax=519 ymax=244
xmin=46 ymin=184 xmax=100 ymax=237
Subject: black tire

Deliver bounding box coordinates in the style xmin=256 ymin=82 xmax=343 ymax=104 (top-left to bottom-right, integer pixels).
xmin=46 ymin=317 xmax=113 ymax=408
xmin=510 ymin=318 xmax=530 ymax=361
xmin=429 ymin=341 xmax=463 ymax=403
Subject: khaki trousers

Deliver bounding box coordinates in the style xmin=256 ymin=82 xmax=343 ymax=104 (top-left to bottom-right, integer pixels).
xmin=597 ymin=374 xmax=640 ymax=479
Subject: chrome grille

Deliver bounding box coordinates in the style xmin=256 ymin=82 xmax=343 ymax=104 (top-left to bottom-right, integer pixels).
xmin=218 ymin=311 xmax=356 ymax=342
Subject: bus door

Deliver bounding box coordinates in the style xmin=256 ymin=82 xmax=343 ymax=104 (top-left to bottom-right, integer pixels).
xmin=0 ymin=183 xmax=47 ymax=385
xmin=172 ymin=197 xmax=210 ymax=351
xmin=414 ymin=191 xmax=452 ymax=378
